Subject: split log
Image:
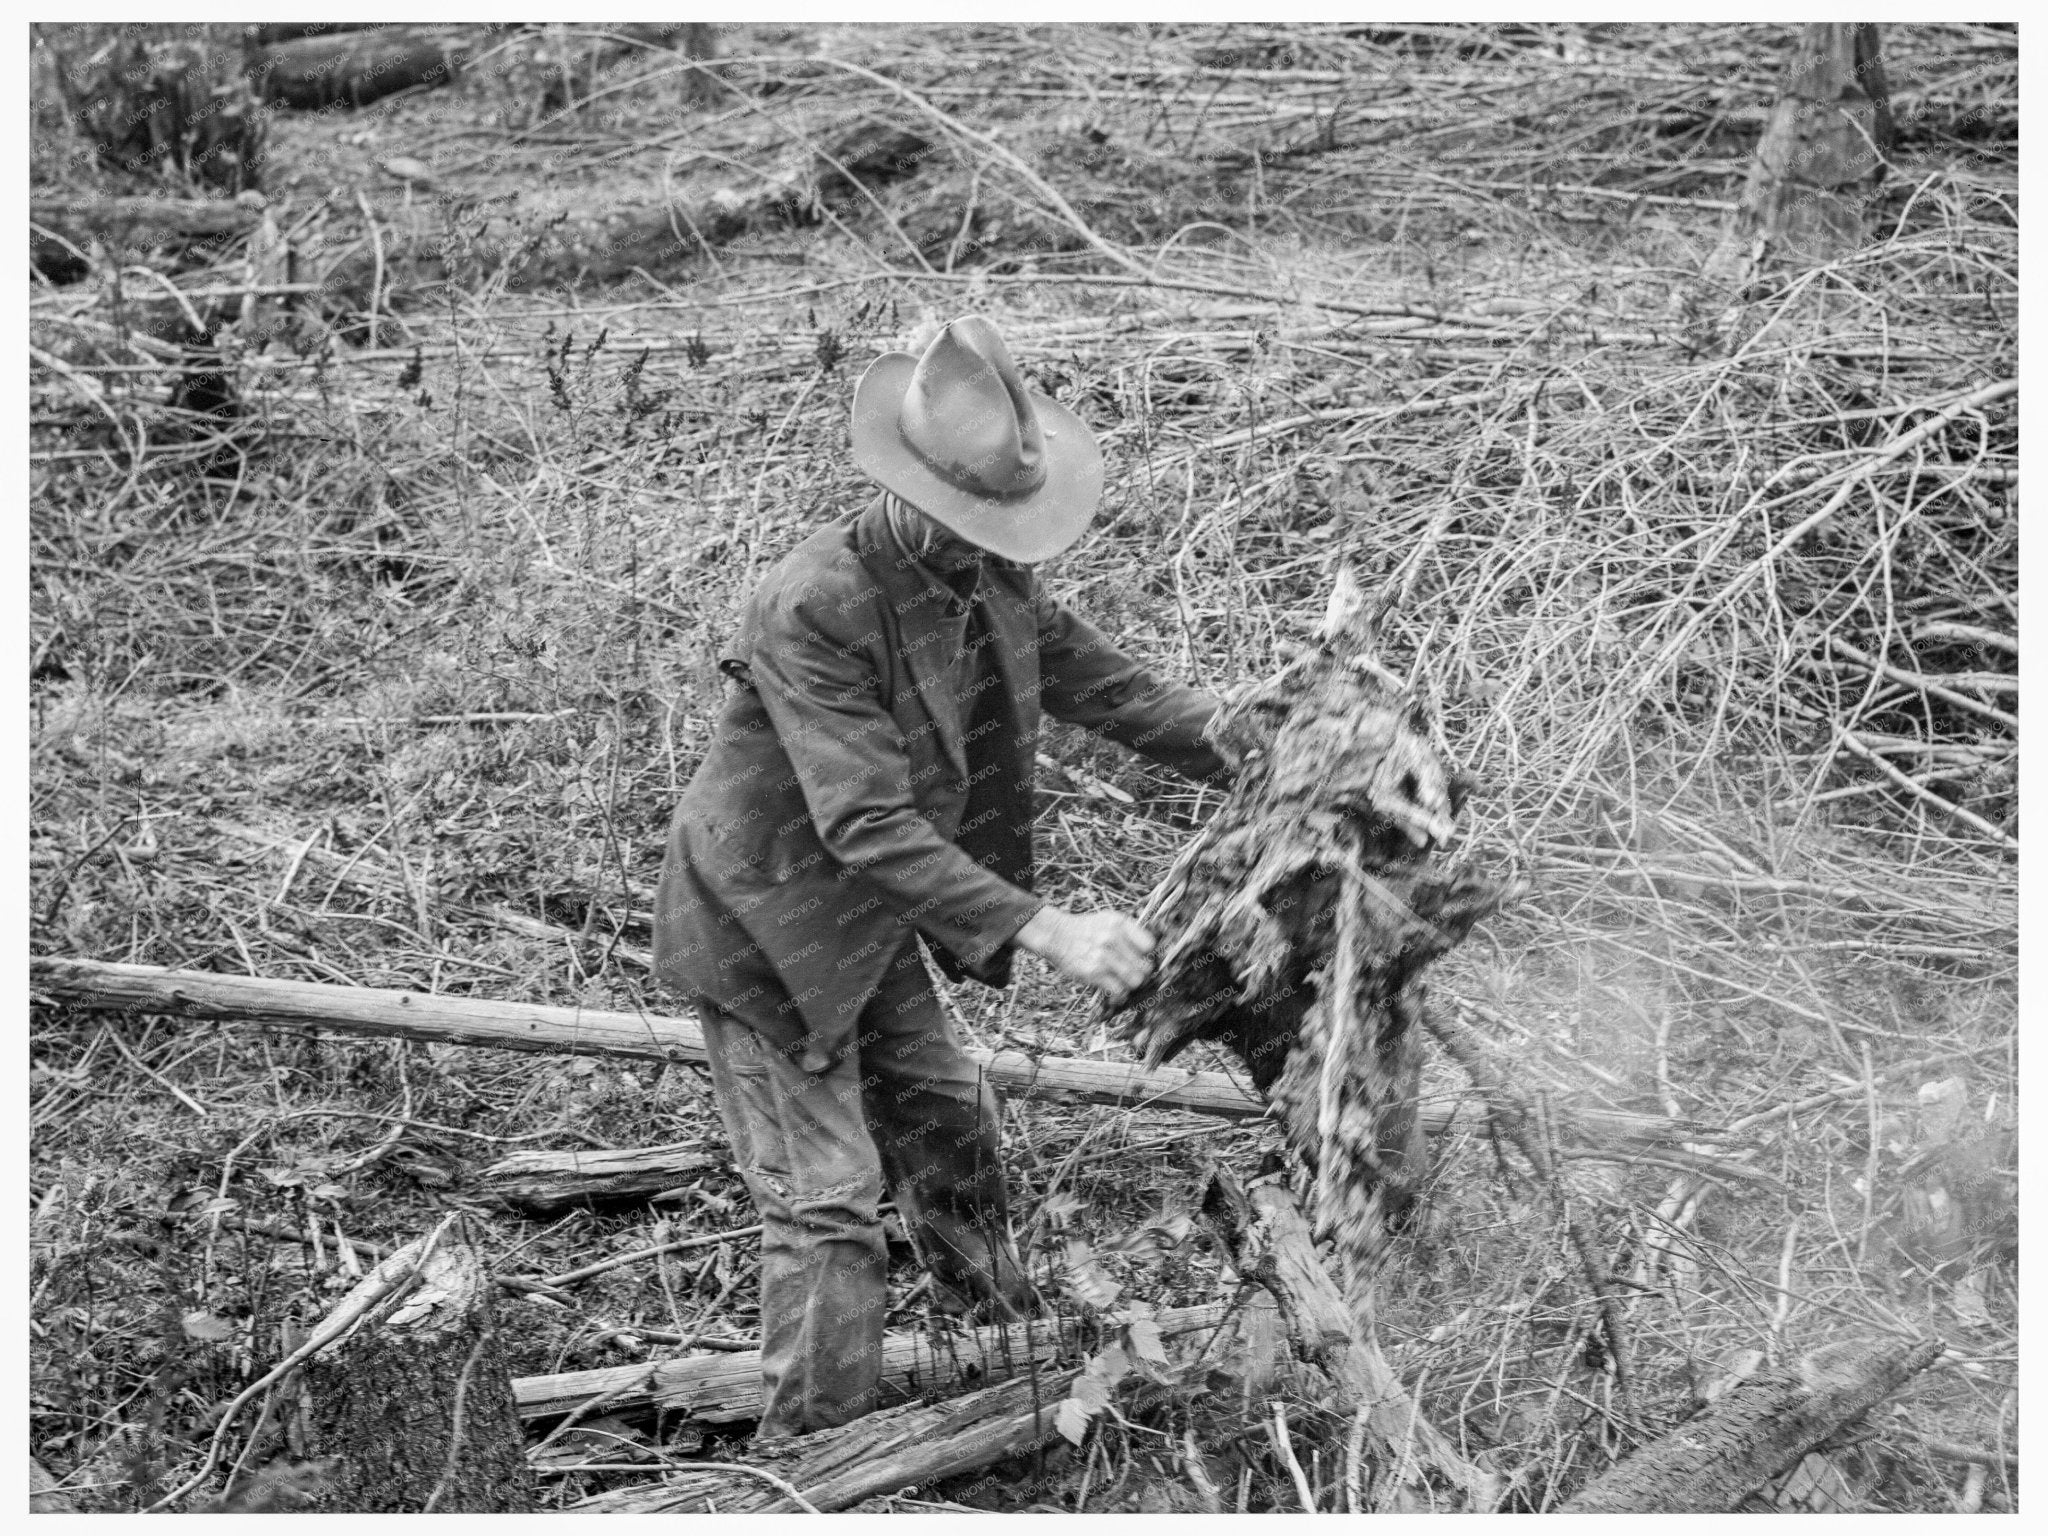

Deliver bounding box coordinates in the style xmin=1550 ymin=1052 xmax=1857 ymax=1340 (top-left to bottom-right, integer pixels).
xmin=1201 ymin=1169 xmax=1494 ymax=1512
xmin=570 ymin=1365 xmax=1082 ymax=1513
xmin=246 ymin=25 xmax=480 ymax=111
xmin=1559 ymin=1336 xmax=1946 ymax=1513
xmin=30 ymin=958 xmax=1747 ymax=1175
xmin=300 ymin=1220 xmax=535 ymax=1512
xmin=482 ymin=1142 xmax=720 ymax=1216
xmin=516 ymin=1302 xmax=1227 ymax=1425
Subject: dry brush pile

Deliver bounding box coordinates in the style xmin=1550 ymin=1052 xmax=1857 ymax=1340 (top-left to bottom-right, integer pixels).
xmin=30 ymin=20 xmax=2016 ymax=1514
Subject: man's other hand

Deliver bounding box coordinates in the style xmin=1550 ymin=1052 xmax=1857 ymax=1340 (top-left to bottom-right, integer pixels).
xmin=1014 ymin=906 xmax=1156 ymax=1003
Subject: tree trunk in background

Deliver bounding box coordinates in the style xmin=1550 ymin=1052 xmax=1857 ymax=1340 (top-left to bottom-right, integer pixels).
xmin=300 ymin=1223 xmax=535 ymax=1512
xmin=246 ymin=25 xmax=480 ymax=111
xmin=1739 ymin=23 xmax=1893 ymax=266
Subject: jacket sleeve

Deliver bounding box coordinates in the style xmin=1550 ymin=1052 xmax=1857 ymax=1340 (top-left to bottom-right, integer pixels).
xmin=1033 ymin=590 xmax=1233 ymax=785
xmin=742 ymin=590 xmax=1045 ymax=969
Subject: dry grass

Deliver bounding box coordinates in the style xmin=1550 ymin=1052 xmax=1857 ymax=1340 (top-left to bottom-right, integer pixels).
xmin=30 ymin=20 xmax=2016 ymax=1513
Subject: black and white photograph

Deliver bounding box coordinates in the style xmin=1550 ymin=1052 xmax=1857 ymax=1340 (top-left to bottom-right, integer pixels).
xmin=27 ymin=15 xmax=2019 ymax=1515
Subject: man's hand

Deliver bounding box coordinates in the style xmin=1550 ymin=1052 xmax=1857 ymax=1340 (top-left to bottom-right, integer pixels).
xmin=1014 ymin=905 xmax=1156 ymax=1003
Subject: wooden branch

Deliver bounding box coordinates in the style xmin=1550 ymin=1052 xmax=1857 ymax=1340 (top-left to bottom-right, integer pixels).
xmin=29 ymin=957 xmax=1257 ymax=1118
xmin=31 ymin=959 xmax=1748 ymax=1170
xmin=1201 ymin=1169 xmax=1494 ymax=1512
xmin=481 ymin=1142 xmax=720 ymax=1215
xmin=1560 ymin=1337 xmax=1946 ymax=1512
xmin=515 ymin=1302 xmax=1228 ymax=1426
xmin=568 ymin=1365 xmax=1082 ymax=1513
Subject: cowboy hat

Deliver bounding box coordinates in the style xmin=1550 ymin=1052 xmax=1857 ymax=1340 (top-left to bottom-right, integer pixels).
xmin=850 ymin=315 xmax=1102 ymax=563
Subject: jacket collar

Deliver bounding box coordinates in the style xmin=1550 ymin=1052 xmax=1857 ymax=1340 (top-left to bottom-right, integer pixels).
xmin=853 ymin=494 xmax=1034 ymax=781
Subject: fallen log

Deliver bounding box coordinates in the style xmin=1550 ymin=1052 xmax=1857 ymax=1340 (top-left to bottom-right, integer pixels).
xmin=1202 ymin=1169 xmax=1494 ymax=1512
xmin=1559 ymin=1336 xmax=1946 ymax=1513
xmin=515 ymin=1302 xmax=1228 ymax=1425
xmin=240 ymin=23 xmax=373 ymax=49
xmin=569 ymin=1365 xmax=1082 ymax=1513
xmin=246 ymin=24 xmax=480 ymax=111
xmin=482 ymin=1142 xmax=720 ymax=1216
xmin=497 ymin=115 xmax=934 ymax=288
xmin=31 ymin=195 xmax=263 ymax=278
xmin=31 ymin=957 xmax=1751 ymax=1175
xmin=301 ymin=1220 xmax=536 ymax=1512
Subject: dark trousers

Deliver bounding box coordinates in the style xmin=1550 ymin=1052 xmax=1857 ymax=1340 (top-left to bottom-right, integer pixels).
xmin=698 ymin=940 xmax=1031 ymax=1438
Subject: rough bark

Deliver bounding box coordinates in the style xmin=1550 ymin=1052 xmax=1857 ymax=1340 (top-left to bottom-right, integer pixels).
xmin=300 ymin=1222 xmax=536 ymax=1512
xmin=517 ymin=1302 xmax=1227 ymax=1426
xmin=1201 ymin=1168 xmax=1495 ymax=1511
xmin=481 ymin=1143 xmax=720 ymax=1216
xmin=30 ymin=1457 xmax=74 ymax=1512
xmin=1560 ymin=1337 xmax=1946 ymax=1513
xmin=569 ymin=1365 xmax=1082 ymax=1513
xmin=32 ymin=957 xmax=1744 ymax=1170
xmin=1738 ymin=23 xmax=1894 ymax=267
xmin=246 ymin=25 xmax=481 ymax=111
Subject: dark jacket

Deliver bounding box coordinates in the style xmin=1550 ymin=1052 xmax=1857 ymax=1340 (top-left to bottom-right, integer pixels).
xmin=653 ymin=494 xmax=1228 ymax=1060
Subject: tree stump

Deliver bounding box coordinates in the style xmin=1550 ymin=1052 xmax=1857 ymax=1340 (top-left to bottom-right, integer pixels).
xmin=1737 ymin=23 xmax=1894 ymax=268
xmin=299 ymin=1220 xmax=535 ymax=1512
xmin=55 ymin=34 xmax=265 ymax=193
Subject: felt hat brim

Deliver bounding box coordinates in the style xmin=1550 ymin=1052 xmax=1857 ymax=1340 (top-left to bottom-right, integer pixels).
xmin=850 ymin=352 xmax=1103 ymax=564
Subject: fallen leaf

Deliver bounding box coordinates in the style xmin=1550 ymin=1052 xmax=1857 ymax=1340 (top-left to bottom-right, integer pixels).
xmin=182 ymin=1310 xmax=237 ymax=1342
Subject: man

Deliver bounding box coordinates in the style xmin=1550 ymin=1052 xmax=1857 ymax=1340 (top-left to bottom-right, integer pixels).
xmin=653 ymin=315 xmax=1229 ymax=1439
